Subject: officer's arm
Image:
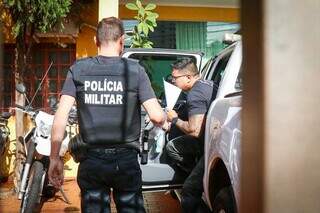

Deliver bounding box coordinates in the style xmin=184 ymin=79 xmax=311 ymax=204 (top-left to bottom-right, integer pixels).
xmin=50 ymin=95 xmax=75 ymax=160
xmin=175 ymin=114 xmax=205 ymax=138
xmin=142 ymin=98 xmax=165 ymax=127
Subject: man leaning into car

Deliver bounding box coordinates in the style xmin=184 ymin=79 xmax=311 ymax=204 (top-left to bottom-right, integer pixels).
xmin=165 ymin=58 xmax=217 ymax=212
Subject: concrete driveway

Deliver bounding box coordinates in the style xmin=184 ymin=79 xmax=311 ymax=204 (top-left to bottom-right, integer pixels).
xmin=0 ymin=178 xmax=181 ymax=213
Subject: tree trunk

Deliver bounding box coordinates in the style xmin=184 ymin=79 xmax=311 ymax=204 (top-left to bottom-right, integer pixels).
xmin=13 ymin=89 xmax=25 ymax=193
xmin=13 ymin=34 xmax=27 ymax=193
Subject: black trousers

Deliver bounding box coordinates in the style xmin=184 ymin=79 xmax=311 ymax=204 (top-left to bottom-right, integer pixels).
xmin=166 ymin=135 xmax=202 ymax=173
xmin=181 ymin=156 xmax=206 ymax=213
xmin=77 ymin=148 xmax=146 ymax=213
xmin=166 ymin=136 xmax=205 ymax=212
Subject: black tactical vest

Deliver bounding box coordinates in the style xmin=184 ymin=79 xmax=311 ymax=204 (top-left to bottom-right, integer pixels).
xmin=72 ymin=56 xmax=141 ymax=147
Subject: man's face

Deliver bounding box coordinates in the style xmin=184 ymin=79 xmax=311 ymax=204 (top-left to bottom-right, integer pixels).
xmin=171 ymin=69 xmax=190 ymax=91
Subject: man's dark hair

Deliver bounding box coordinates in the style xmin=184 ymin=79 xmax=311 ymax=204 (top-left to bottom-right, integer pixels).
xmin=96 ymin=17 xmax=124 ymax=45
xmin=171 ymin=58 xmax=199 ymax=75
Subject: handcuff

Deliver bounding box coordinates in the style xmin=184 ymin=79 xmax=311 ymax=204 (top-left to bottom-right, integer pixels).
xmin=171 ymin=117 xmax=178 ymax=126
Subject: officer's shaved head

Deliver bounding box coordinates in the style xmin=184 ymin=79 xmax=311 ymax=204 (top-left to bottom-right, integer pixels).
xmin=96 ymin=17 xmax=124 ymax=46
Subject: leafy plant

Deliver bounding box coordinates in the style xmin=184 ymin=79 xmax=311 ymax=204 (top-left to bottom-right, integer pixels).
xmin=125 ymin=0 xmax=159 ymax=48
xmin=0 ymin=0 xmax=72 ymax=193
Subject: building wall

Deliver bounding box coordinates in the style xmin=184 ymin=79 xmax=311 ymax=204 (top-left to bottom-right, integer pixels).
xmin=1 ymin=1 xmax=240 ymax=178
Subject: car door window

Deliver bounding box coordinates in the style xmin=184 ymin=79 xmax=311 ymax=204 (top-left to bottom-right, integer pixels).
xmin=128 ymin=54 xmax=197 ymax=98
xmin=235 ymin=68 xmax=243 ymax=91
xmin=200 ymin=58 xmax=215 ymax=80
xmin=209 ymin=50 xmax=233 ymax=87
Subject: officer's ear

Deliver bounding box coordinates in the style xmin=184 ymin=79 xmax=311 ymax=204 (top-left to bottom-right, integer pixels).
xmin=119 ymin=35 xmax=125 ymax=47
xmin=94 ymin=36 xmax=100 ymax=47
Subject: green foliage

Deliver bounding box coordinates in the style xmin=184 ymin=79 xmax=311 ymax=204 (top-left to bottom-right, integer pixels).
xmin=3 ymin=0 xmax=72 ymax=38
xmin=125 ymin=0 xmax=158 ymax=48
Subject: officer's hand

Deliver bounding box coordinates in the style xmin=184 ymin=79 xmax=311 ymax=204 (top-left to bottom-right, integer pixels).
xmin=48 ymin=157 xmax=64 ymax=189
xmin=167 ymin=110 xmax=178 ymax=122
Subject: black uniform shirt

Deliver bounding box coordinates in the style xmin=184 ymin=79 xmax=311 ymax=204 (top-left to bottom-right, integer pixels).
xmin=61 ymin=56 xmax=156 ymax=104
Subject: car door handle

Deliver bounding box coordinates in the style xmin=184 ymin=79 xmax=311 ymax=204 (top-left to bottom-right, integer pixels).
xmin=224 ymin=91 xmax=242 ymax=98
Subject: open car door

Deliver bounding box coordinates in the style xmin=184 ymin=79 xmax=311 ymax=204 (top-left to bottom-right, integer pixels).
xmin=122 ymin=48 xmax=203 ymax=191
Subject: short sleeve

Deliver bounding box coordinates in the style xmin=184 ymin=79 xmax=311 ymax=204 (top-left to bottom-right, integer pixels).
xmin=187 ymin=89 xmax=208 ymax=116
xmin=61 ymin=69 xmax=76 ymax=97
xmin=138 ymin=66 xmax=156 ymax=104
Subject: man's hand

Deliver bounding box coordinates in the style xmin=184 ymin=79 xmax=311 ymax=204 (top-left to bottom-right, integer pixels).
xmin=162 ymin=121 xmax=171 ymax=132
xmin=167 ymin=110 xmax=178 ymax=122
xmin=48 ymin=157 xmax=64 ymax=189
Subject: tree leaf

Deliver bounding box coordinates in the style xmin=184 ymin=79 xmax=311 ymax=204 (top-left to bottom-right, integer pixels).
xmin=148 ymin=25 xmax=154 ymax=32
xmin=153 ymin=13 xmax=159 ymax=19
xmin=147 ymin=12 xmax=159 ymax=18
xmin=143 ymin=43 xmax=152 ymax=48
xmin=142 ymin=23 xmax=149 ymax=35
xmin=133 ymin=40 xmax=140 ymax=46
xmin=13 ymin=22 xmax=21 ymax=38
xmin=146 ymin=16 xmax=156 ymax=24
xmin=137 ymin=23 xmax=143 ymax=33
xmin=7 ymin=0 xmax=15 ymax=7
xmin=125 ymin=3 xmax=139 ymax=10
xmin=138 ymin=8 xmax=145 ymax=17
xmin=145 ymin=3 xmax=156 ymax=11
xmin=126 ymin=32 xmax=134 ymax=36
xmin=136 ymin=0 xmax=142 ymax=8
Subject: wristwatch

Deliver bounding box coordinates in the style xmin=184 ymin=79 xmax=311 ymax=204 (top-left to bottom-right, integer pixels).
xmin=171 ymin=117 xmax=178 ymax=126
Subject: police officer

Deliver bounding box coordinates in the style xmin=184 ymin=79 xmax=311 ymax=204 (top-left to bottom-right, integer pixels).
xmin=165 ymin=58 xmax=217 ymax=212
xmin=48 ymin=17 xmax=165 ymax=213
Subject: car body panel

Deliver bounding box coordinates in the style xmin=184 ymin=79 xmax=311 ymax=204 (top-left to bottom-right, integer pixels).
xmin=203 ymin=96 xmax=241 ymax=210
xmin=202 ymin=41 xmax=242 ymax=211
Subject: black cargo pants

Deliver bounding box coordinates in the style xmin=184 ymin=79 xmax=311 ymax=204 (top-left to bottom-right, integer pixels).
xmin=77 ymin=147 xmax=146 ymax=213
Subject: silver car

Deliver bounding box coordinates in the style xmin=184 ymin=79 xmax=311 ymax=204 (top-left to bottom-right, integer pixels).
xmin=202 ymin=40 xmax=242 ymax=212
xmin=122 ymin=40 xmax=242 ymax=212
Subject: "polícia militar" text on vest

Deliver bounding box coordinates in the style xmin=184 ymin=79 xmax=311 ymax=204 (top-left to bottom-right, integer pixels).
xmin=84 ymin=79 xmax=123 ymax=105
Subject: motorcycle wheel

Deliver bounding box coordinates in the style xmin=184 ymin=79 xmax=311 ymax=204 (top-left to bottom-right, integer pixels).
xmin=20 ymin=161 xmax=45 ymax=213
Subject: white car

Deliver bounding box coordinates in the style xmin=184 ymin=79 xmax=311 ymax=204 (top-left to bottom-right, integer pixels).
xmin=201 ymin=40 xmax=242 ymax=212
xmin=122 ymin=38 xmax=242 ymax=212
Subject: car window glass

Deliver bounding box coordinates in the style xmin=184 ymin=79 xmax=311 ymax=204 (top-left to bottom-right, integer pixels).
xmin=235 ymin=67 xmax=243 ymax=91
xmin=200 ymin=58 xmax=214 ymax=79
xmin=210 ymin=51 xmax=232 ymax=87
xmin=129 ymin=54 xmax=197 ymax=98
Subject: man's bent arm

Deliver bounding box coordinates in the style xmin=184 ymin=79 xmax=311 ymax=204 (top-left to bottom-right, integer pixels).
xmin=175 ymin=114 xmax=205 ymax=138
xmin=142 ymin=98 xmax=165 ymax=127
xmin=50 ymin=95 xmax=75 ymax=160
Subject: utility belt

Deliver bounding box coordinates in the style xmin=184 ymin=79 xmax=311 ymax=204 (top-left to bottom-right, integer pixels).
xmin=88 ymin=147 xmax=136 ymax=154
xmin=68 ymin=134 xmax=139 ymax=163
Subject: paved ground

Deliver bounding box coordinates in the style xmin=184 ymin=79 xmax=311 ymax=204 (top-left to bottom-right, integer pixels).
xmin=0 ymin=178 xmax=181 ymax=213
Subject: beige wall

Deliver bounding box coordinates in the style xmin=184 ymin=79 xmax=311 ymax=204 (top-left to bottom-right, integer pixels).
xmin=241 ymin=0 xmax=320 ymax=212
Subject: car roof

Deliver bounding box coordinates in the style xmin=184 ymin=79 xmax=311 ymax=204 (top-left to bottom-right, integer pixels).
xmin=123 ymin=48 xmax=204 ymax=57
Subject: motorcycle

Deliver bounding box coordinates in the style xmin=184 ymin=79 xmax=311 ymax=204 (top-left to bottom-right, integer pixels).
xmin=15 ymin=84 xmax=71 ymax=213
xmin=0 ymin=111 xmax=11 ymax=157
xmin=0 ymin=111 xmax=12 ymax=183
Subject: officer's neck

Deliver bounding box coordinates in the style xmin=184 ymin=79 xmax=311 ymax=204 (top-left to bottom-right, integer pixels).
xmin=98 ymin=44 xmax=121 ymax=57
